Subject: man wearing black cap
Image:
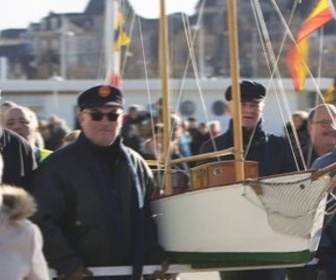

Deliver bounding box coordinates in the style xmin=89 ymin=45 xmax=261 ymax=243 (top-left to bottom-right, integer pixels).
xmin=31 ymin=85 xmax=166 ymax=280
xmin=199 ymin=80 xmax=296 ymax=280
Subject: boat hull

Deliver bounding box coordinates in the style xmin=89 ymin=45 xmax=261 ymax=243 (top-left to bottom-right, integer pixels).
xmin=151 ymin=172 xmax=328 ymax=268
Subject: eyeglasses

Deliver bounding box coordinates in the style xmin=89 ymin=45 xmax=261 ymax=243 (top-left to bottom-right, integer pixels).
xmin=83 ymin=111 xmax=120 ymax=122
xmin=311 ymin=119 xmax=334 ymax=126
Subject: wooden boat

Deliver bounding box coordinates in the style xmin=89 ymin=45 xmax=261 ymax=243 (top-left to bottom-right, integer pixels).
xmin=151 ymin=169 xmax=331 ymax=268
xmin=148 ymin=0 xmax=336 ymax=271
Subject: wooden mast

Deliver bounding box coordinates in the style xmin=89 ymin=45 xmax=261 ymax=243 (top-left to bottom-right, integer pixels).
xmin=226 ymin=0 xmax=245 ymax=181
xmin=157 ymin=0 xmax=245 ymax=193
xmin=159 ymin=0 xmax=173 ymax=195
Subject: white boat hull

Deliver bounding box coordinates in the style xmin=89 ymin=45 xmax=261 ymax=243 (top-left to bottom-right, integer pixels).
xmin=151 ymin=172 xmax=329 ymax=268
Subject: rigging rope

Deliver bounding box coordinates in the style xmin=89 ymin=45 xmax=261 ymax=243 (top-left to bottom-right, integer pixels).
xmin=247 ymin=172 xmax=331 ymax=238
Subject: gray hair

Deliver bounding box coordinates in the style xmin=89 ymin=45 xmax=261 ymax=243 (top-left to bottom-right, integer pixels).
xmin=307 ymin=104 xmax=336 ymax=123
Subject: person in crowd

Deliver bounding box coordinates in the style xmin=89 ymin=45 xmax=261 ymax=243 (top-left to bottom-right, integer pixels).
xmin=141 ymin=123 xmax=166 ymax=161
xmin=61 ymin=129 xmax=81 ymax=147
xmin=300 ymin=104 xmax=336 ymax=169
xmin=284 ymin=111 xmax=310 ymax=153
xmin=186 ymin=117 xmax=203 ymax=155
xmin=0 ymin=101 xmax=37 ymax=189
xmin=178 ymin=120 xmax=192 ymax=158
xmin=44 ymin=114 xmax=70 ymax=150
xmin=2 ymin=105 xmax=52 ymax=163
xmin=0 ymin=153 xmax=49 ymax=280
xmin=0 ymin=100 xmax=17 ymax=123
xmin=31 ymin=85 xmax=166 ymax=280
xmin=207 ymin=120 xmax=221 ymax=138
xmin=300 ymin=109 xmax=336 ymax=280
xmin=141 ymin=122 xmax=189 ymax=193
xmin=0 ymin=107 xmax=36 ymax=188
xmin=121 ymin=105 xmax=146 ymax=152
xmin=152 ymin=98 xmax=164 ymax=124
xmin=307 ymin=156 xmax=336 ymax=280
xmin=198 ymin=122 xmax=210 ymax=139
xmin=199 ymin=80 xmax=297 ymax=280
xmin=38 ymin=119 xmax=51 ymax=144
xmin=190 ymin=122 xmax=210 ymax=155
xmin=286 ymin=104 xmax=336 ymax=280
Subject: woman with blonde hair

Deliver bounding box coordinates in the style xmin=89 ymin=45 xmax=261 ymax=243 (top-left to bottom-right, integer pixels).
xmin=0 ymin=153 xmax=49 ymax=280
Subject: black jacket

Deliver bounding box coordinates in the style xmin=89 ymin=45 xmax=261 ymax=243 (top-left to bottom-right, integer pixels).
xmin=199 ymin=120 xmax=297 ymax=176
xmin=31 ymin=133 xmax=164 ymax=279
xmin=0 ymin=127 xmax=36 ymax=188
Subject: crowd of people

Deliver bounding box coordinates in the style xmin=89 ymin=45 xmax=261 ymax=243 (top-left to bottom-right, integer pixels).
xmin=2 ymin=80 xmax=336 ymax=280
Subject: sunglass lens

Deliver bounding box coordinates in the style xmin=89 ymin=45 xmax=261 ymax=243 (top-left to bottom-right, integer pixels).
xmin=88 ymin=112 xmax=119 ymax=121
xmin=91 ymin=112 xmax=104 ymax=121
xmin=107 ymin=113 xmax=119 ymax=121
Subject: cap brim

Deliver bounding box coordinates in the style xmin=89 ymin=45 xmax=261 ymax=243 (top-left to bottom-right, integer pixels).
xmin=103 ymin=101 xmax=123 ymax=107
xmin=81 ymin=101 xmax=123 ymax=109
xmin=241 ymin=98 xmax=263 ymax=102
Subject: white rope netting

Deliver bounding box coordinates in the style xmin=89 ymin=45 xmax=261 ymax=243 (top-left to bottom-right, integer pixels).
xmin=248 ymin=173 xmax=332 ymax=238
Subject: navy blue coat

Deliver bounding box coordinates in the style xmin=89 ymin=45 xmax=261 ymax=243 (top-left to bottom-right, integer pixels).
xmin=199 ymin=121 xmax=297 ymax=176
xmin=311 ymin=149 xmax=336 ymax=279
xmin=31 ymin=134 xmax=164 ymax=279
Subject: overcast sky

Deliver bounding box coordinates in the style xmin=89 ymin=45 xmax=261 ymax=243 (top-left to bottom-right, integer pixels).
xmin=0 ymin=0 xmax=89 ymax=31
xmin=0 ymin=0 xmax=198 ymax=31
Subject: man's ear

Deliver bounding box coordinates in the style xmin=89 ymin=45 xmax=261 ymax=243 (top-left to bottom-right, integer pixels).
xmin=77 ymin=111 xmax=84 ymax=127
xmin=226 ymin=102 xmax=233 ymax=116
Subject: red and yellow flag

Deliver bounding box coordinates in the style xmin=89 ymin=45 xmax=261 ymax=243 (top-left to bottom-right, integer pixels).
xmin=109 ymin=13 xmax=130 ymax=88
xmin=114 ymin=14 xmax=130 ymax=51
xmin=287 ymin=0 xmax=333 ymax=92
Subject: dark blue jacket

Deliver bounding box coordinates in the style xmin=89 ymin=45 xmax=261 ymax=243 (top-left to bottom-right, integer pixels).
xmin=311 ymin=149 xmax=336 ymax=279
xmin=199 ymin=120 xmax=297 ymax=176
xmin=31 ymin=134 xmax=164 ymax=279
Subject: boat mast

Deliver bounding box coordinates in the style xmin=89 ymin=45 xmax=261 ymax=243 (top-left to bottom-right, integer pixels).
xmin=226 ymin=0 xmax=245 ymax=181
xmin=159 ymin=0 xmax=173 ymax=195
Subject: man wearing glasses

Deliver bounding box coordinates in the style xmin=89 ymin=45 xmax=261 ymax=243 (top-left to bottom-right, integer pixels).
xmin=31 ymin=85 xmax=165 ymax=280
xmin=302 ymin=103 xmax=336 ymax=168
xmin=293 ymin=103 xmax=336 ymax=280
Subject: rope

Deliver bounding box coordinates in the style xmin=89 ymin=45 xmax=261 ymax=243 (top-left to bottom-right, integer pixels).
xmin=245 ymin=172 xmax=331 ymax=237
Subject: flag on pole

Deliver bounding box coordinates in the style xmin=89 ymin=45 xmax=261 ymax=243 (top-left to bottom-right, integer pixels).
xmin=287 ymin=0 xmax=334 ymax=92
xmin=110 ymin=13 xmax=130 ymax=88
xmin=114 ymin=14 xmax=130 ymax=51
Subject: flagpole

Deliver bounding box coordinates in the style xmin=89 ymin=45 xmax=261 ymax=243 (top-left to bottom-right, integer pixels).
xmin=104 ymin=0 xmax=116 ymax=84
xmin=60 ymin=15 xmax=67 ymax=79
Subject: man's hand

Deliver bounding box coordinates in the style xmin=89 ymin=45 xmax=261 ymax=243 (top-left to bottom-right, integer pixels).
xmin=61 ymin=267 xmax=93 ymax=280
xmin=144 ymin=259 xmax=177 ymax=280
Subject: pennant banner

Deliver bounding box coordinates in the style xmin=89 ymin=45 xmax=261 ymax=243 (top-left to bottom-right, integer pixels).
xmin=109 ymin=12 xmax=130 ymax=88
xmin=287 ymin=0 xmax=334 ymax=92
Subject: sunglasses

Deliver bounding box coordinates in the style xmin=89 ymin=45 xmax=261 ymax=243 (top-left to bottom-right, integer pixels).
xmin=83 ymin=111 xmax=120 ymax=122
